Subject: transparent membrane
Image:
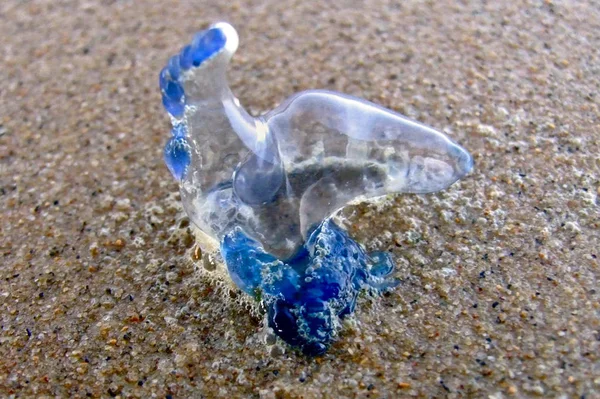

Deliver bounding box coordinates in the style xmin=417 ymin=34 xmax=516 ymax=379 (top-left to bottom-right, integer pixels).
xmin=159 ymin=22 xmax=473 ymax=355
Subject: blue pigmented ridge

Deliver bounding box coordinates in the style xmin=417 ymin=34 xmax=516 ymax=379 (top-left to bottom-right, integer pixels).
xmin=176 ymin=27 xmax=227 ymax=72
xmin=159 ymin=27 xmax=227 ymax=118
xmin=164 ymin=136 xmax=191 ymax=181
xmin=220 ymin=219 xmax=398 ymax=355
xmin=161 ymin=93 xmax=184 ymax=118
xmin=160 ymin=73 xmax=185 ymax=118
xmin=190 ymin=28 xmax=227 ymax=67
xmin=179 ymin=44 xmax=194 ymax=70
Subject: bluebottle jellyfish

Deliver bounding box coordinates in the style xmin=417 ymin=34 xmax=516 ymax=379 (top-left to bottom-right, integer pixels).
xmin=159 ymin=22 xmax=473 ymax=355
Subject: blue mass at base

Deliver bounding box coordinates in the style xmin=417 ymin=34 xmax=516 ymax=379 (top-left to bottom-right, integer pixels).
xmin=221 ymin=219 xmax=398 ymax=356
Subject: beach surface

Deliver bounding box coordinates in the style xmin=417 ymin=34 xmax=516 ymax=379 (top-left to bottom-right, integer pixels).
xmin=1 ymin=1 xmax=599 ymax=397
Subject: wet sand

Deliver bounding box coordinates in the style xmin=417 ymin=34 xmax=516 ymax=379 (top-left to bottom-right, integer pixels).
xmin=1 ymin=1 xmax=599 ymax=397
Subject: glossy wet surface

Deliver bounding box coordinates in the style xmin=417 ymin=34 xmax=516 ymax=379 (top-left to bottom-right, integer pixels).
xmin=1 ymin=1 xmax=599 ymax=397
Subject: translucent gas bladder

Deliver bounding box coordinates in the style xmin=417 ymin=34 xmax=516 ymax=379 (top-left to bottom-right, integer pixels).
xmin=159 ymin=22 xmax=473 ymax=355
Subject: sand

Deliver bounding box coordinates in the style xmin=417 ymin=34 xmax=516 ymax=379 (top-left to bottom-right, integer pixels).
xmin=1 ymin=0 xmax=599 ymax=397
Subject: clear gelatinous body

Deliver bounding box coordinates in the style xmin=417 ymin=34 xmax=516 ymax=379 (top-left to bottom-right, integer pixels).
xmin=159 ymin=22 xmax=473 ymax=355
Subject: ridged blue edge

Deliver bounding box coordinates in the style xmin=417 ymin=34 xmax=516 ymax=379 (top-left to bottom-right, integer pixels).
xmin=158 ymin=27 xmax=227 ymax=119
xmin=160 ymin=26 xmax=227 ymax=178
